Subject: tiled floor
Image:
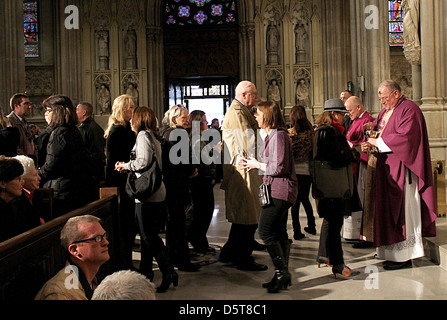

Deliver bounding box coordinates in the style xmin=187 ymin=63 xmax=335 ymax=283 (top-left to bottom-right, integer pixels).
xmin=134 ymin=183 xmax=447 ymax=300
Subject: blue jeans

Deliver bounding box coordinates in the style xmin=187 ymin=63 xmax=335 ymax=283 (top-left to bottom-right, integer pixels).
xmin=258 ymin=198 xmax=291 ymax=246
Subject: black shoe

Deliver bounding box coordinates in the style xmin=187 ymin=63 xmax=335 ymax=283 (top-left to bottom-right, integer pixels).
xmin=194 ymin=246 xmax=216 ymax=254
xmin=156 ymin=271 xmax=178 ymax=293
xmin=262 ymin=274 xmax=277 ymax=289
xmin=304 ymin=227 xmax=317 ymax=235
xmin=383 ymin=260 xmax=412 ymax=270
xmin=218 ymin=251 xmax=233 ymax=263
xmin=176 ymin=262 xmax=201 ymax=272
xmin=352 ymin=241 xmax=373 ymax=249
xmin=293 ymin=232 xmax=305 ymax=240
xmin=267 ymin=270 xmax=291 ymax=293
xmin=237 ymin=261 xmax=268 ymax=271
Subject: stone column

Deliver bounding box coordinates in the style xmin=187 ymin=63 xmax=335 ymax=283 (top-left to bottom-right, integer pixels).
xmin=349 ymin=0 xmax=390 ymax=116
xmin=420 ymin=0 xmax=436 ymax=106
xmin=419 ymin=0 xmax=446 ymax=161
xmin=0 ymin=0 xmax=25 ymax=111
xmin=321 ymin=0 xmax=358 ymax=101
xmin=54 ymin=0 xmax=83 ymax=103
xmin=146 ymin=26 xmax=164 ymax=122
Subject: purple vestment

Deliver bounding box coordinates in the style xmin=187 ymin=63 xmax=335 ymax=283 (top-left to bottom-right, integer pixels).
xmin=373 ymin=96 xmax=437 ymax=247
xmin=346 ymin=111 xmax=375 ymax=164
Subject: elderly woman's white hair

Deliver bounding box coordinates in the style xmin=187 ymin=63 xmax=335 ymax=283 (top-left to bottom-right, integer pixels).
xmin=92 ymin=270 xmax=156 ymax=300
xmin=13 ymin=155 xmax=35 ymax=177
xmin=162 ymin=104 xmax=187 ymax=128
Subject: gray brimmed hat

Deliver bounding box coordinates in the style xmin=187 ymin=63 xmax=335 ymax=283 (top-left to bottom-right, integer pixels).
xmin=324 ymin=98 xmax=348 ymax=113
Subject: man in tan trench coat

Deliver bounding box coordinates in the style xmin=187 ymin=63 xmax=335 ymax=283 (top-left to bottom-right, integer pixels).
xmin=219 ymin=81 xmax=267 ymax=271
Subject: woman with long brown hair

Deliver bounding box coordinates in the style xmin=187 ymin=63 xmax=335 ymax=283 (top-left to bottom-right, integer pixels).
xmin=288 ymin=105 xmax=316 ymax=239
xmin=116 ymin=106 xmax=177 ymax=293
xmin=240 ymin=100 xmax=298 ymax=293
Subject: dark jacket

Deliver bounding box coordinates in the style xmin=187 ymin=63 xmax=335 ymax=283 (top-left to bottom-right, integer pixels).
xmin=160 ymin=125 xmax=196 ymax=204
xmin=0 ymin=126 xmax=20 ymax=156
xmin=37 ymin=127 xmax=53 ymax=169
xmin=9 ymin=192 xmax=41 ymax=234
xmin=0 ymin=198 xmax=16 ymax=242
xmin=314 ymin=123 xmax=359 ymax=168
xmin=313 ymin=122 xmax=360 ymax=217
xmin=38 ymin=125 xmax=95 ymax=216
xmin=7 ymin=112 xmax=35 ymax=156
xmin=79 ymin=117 xmax=106 ymax=180
xmin=105 ymin=124 xmax=136 ymax=188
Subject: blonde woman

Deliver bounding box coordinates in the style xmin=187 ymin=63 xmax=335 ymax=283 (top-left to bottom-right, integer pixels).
xmin=104 ymin=94 xmax=136 ymax=270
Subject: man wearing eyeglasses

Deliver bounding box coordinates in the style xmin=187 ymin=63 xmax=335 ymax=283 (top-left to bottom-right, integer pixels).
xmin=35 ymin=215 xmax=110 ymax=300
xmin=362 ymin=80 xmax=437 ymax=270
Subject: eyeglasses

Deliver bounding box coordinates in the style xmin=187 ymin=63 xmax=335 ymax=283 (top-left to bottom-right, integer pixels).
xmin=378 ymin=90 xmax=396 ymax=102
xmin=72 ymin=232 xmax=107 ymax=244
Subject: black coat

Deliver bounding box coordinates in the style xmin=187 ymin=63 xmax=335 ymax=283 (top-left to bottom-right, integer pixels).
xmin=105 ymin=124 xmax=136 ymax=188
xmin=160 ymin=125 xmax=196 ymax=205
xmin=0 ymin=198 xmax=16 ymax=242
xmin=0 ymin=126 xmax=20 ymax=156
xmin=79 ymin=117 xmax=106 ymax=180
xmin=9 ymin=192 xmax=41 ymax=234
xmin=38 ymin=125 xmax=95 ymax=216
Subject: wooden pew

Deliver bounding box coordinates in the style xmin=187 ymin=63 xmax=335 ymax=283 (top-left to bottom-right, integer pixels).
xmin=0 ymin=188 xmax=119 ymax=300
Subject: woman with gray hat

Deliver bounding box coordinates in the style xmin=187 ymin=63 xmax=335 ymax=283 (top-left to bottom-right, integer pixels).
xmin=313 ymin=98 xmax=360 ymax=278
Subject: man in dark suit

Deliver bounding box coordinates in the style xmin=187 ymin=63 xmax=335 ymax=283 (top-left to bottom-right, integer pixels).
xmin=7 ymin=93 xmax=35 ymax=160
xmin=76 ymin=102 xmax=106 ymax=183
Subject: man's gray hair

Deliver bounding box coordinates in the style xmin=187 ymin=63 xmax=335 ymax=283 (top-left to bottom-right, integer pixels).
xmin=92 ymin=270 xmax=156 ymax=300
xmin=379 ymin=80 xmax=402 ymax=93
xmin=235 ymin=81 xmax=255 ymax=99
xmin=60 ymin=215 xmax=102 ymax=250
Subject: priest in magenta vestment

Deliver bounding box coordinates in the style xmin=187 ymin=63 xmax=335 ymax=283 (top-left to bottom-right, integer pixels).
xmin=365 ymin=80 xmax=437 ymax=270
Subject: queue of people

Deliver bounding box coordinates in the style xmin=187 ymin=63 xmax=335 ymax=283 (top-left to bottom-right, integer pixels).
xmin=0 ymin=78 xmax=437 ymax=299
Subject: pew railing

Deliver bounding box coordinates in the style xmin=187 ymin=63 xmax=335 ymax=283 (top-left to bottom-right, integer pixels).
xmin=0 ymin=188 xmax=120 ymax=300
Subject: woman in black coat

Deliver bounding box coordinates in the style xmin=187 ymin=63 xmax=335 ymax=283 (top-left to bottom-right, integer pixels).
xmin=38 ymin=95 xmax=96 ymax=217
xmin=104 ymin=94 xmax=136 ymax=270
xmin=313 ymin=99 xmax=360 ymax=279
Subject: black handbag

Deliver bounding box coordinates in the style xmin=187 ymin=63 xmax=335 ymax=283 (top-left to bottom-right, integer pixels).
xmin=310 ymin=160 xmax=354 ymax=200
xmin=125 ymin=132 xmax=163 ymax=201
xmin=258 ymin=182 xmax=271 ymax=207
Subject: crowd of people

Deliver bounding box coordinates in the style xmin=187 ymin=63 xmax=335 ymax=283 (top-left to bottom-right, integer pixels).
xmin=0 ymin=78 xmax=437 ymax=299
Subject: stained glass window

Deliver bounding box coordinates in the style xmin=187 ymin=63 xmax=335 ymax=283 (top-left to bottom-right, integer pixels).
xmin=164 ymin=0 xmax=237 ymax=26
xmin=23 ymin=0 xmax=39 ymax=57
xmin=389 ymin=0 xmax=404 ymax=46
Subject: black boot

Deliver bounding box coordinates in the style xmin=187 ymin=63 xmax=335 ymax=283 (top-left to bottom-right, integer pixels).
xmin=155 ymin=247 xmax=178 ymax=293
xmin=263 ymin=239 xmax=291 ymax=289
xmin=264 ymin=242 xmax=291 ymax=293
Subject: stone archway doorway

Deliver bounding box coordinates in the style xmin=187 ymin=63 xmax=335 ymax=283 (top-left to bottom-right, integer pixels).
xmin=162 ymin=0 xmax=239 ymax=119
